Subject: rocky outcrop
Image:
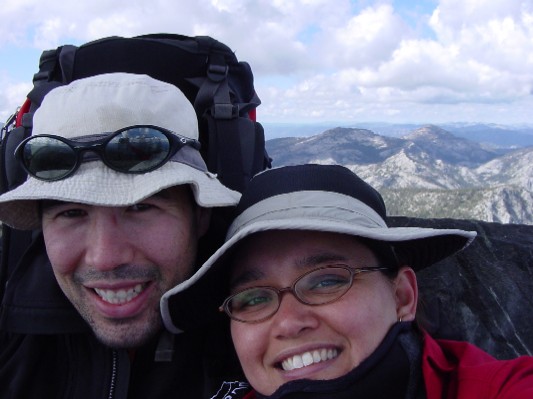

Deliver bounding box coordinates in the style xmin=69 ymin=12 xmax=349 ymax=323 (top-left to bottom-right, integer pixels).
xmin=389 ymin=217 xmax=533 ymax=359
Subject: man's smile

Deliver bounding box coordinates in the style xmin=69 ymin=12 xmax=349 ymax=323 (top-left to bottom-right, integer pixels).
xmin=94 ymin=283 xmax=148 ymax=305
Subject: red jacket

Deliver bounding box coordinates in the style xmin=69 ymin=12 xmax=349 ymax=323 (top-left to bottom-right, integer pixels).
xmin=240 ymin=333 xmax=533 ymax=399
xmin=422 ymin=333 xmax=533 ymax=398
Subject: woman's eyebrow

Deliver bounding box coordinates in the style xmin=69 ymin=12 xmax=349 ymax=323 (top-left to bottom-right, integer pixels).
xmin=229 ymin=268 xmax=264 ymax=290
xmin=229 ymin=252 xmax=349 ymax=289
xmin=296 ymin=253 xmax=349 ymax=267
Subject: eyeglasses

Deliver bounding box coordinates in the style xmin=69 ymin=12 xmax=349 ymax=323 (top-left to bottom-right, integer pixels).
xmin=219 ymin=265 xmax=390 ymax=323
xmin=15 ymin=125 xmax=201 ymax=181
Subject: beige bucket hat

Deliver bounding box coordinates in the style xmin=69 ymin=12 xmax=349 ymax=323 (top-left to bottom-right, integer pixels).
xmin=0 ymin=72 xmax=240 ymax=230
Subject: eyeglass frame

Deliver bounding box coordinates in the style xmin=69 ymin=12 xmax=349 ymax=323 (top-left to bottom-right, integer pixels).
xmin=14 ymin=124 xmax=201 ymax=181
xmin=219 ymin=264 xmax=391 ymax=323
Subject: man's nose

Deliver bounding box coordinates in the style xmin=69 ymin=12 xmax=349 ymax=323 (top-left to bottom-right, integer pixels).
xmin=84 ymin=209 xmax=135 ymax=271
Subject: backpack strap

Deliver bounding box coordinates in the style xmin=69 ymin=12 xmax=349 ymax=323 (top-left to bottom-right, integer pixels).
xmin=193 ymin=38 xmax=268 ymax=192
xmin=194 ymin=37 xmax=235 ymax=119
xmin=205 ymin=116 xmax=266 ymax=192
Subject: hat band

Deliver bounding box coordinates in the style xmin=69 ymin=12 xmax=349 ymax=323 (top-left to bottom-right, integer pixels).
xmin=168 ymin=145 xmax=207 ymax=172
xmin=227 ymin=191 xmax=387 ymax=239
xmin=84 ymin=142 xmax=206 ymax=171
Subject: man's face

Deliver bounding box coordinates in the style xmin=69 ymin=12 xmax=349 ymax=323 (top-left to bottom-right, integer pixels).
xmin=229 ymin=230 xmax=415 ymax=396
xmin=42 ymin=186 xmax=209 ymax=349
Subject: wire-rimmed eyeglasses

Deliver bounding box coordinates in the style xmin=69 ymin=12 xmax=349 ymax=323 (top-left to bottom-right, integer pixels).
xmin=219 ymin=265 xmax=390 ymax=323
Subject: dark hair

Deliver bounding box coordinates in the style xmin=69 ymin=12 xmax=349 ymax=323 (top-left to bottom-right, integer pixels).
xmin=357 ymin=237 xmax=400 ymax=278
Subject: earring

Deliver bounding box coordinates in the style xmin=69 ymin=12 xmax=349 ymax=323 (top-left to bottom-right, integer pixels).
xmin=398 ymin=316 xmax=403 ymax=323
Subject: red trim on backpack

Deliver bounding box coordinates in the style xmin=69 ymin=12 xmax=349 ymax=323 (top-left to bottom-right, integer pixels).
xmin=248 ymin=108 xmax=256 ymax=122
xmin=15 ymin=98 xmax=31 ymax=127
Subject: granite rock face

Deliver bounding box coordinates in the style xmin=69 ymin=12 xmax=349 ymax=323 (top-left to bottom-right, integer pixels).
xmin=389 ymin=217 xmax=533 ymax=359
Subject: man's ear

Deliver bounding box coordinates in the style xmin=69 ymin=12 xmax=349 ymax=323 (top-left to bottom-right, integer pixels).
xmin=394 ymin=266 xmax=418 ymax=322
xmin=196 ymin=207 xmax=211 ymax=238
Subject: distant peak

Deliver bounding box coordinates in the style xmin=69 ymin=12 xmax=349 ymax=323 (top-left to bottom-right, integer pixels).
xmin=404 ymin=125 xmax=455 ymax=141
xmin=322 ymin=126 xmax=378 ymax=138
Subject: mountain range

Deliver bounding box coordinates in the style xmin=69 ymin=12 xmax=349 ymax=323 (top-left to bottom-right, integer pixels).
xmin=265 ymin=125 xmax=533 ymax=225
xmin=263 ymin=122 xmax=533 ymax=148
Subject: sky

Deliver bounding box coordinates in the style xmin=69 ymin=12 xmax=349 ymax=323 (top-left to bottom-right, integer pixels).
xmin=1 ymin=0 xmax=533 ymax=130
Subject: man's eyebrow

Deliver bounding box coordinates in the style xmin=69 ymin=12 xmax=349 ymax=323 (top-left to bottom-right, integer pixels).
xmin=40 ymin=200 xmax=71 ymax=212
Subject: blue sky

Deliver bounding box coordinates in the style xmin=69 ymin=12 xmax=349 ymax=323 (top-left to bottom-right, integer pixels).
xmin=1 ymin=0 xmax=532 ymax=129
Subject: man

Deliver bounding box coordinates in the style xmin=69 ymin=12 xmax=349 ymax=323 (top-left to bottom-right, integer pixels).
xmin=0 ymin=72 xmax=242 ymax=398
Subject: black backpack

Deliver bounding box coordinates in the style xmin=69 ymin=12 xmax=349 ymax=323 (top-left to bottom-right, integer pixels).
xmin=0 ymin=33 xmax=272 ymax=301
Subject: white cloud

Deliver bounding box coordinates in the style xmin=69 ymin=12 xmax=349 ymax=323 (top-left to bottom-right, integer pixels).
xmin=1 ymin=0 xmax=532 ymax=125
xmin=429 ymin=0 xmax=533 ymax=69
xmin=317 ymin=4 xmax=413 ymax=69
xmin=0 ymin=80 xmax=33 ymax=122
xmin=429 ymin=0 xmax=531 ymax=38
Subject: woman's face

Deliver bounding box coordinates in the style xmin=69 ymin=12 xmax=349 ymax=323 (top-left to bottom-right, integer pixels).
xmin=229 ymin=230 xmax=417 ymax=396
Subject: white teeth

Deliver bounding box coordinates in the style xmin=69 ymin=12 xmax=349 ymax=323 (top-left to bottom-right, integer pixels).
xmin=302 ymin=352 xmax=313 ymax=366
xmin=94 ymin=283 xmax=144 ymax=304
xmin=281 ymin=348 xmax=339 ymax=371
xmin=293 ymin=356 xmax=303 ymax=369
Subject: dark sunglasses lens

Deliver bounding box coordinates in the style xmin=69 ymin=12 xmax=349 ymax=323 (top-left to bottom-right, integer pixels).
xmin=22 ymin=137 xmax=77 ymax=180
xmin=104 ymin=127 xmax=171 ymax=172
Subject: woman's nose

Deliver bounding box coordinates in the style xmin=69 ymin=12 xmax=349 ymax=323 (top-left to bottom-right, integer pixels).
xmin=270 ymin=291 xmax=320 ymax=339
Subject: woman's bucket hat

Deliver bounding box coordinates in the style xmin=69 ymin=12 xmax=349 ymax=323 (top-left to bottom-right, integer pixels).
xmin=0 ymin=72 xmax=240 ymax=230
xmin=161 ymin=164 xmax=477 ymax=332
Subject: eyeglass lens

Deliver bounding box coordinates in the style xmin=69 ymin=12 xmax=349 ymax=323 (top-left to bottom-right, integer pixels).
xmin=226 ymin=266 xmax=354 ymax=322
xmin=19 ymin=127 xmax=175 ymax=181
xmin=21 ymin=136 xmax=78 ymax=180
xmin=104 ymin=128 xmax=170 ymax=172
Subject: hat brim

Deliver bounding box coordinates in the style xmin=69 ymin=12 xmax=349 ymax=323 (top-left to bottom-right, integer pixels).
xmin=0 ymin=159 xmax=240 ymax=230
xmin=161 ymin=194 xmax=476 ymax=332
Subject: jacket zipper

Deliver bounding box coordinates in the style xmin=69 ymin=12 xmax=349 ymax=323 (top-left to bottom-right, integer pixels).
xmin=108 ymin=350 xmax=118 ymax=399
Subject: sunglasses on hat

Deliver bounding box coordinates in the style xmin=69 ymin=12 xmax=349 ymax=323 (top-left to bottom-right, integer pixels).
xmin=15 ymin=125 xmax=200 ymax=181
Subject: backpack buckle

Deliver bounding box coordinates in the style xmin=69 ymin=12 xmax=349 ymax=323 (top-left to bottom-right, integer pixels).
xmin=212 ymin=103 xmax=239 ymax=119
xmin=207 ymin=63 xmax=228 ymax=83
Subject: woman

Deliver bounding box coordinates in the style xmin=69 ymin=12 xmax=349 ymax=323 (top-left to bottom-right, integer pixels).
xmin=162 ymin=164 xmax=533 ymax=398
